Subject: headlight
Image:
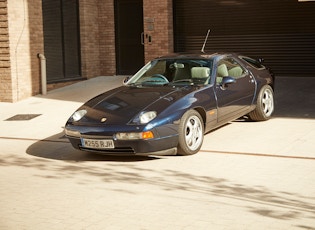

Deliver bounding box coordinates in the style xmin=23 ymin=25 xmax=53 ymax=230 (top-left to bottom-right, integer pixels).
xmin=139 ymin=111 xmax=157 ymax=124
xmin=71 ymin=109 xmax=87 ymax=122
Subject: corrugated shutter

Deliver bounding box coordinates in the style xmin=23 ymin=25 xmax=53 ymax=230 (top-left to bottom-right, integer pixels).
xmin=62 ymin=0 xmax=81 ymax=77
xmin=174 ymin=0 xmax=315 ymax=77
xmin=42 ymin=0 xmax=81 ymax=83
xmin=42 ymin=0 xmax=63 ymax=81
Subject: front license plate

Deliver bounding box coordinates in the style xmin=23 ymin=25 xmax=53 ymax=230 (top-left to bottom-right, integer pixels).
xmin=81 ymin=138 xmax=114 ymax=149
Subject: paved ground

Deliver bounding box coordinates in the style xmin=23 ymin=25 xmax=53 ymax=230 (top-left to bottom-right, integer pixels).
xmin=0 ymin=76 xmax=314 ymax=230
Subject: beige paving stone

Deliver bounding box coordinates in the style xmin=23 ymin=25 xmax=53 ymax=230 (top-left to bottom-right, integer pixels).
xmin=0 ymin=76 xmax=315 ymax=229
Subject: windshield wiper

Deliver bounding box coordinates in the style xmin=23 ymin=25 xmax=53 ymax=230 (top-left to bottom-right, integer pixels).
xmin=128 ymin=82 xmax=144 ymax=87
xmin=170 ymin=79 xmax=194 ymax=85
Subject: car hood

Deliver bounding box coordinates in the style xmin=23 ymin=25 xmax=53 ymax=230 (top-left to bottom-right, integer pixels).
xmin=75 ymin=86 xmax=196 ymax=125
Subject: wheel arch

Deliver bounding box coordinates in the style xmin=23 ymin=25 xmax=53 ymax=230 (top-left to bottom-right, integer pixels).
xmin=193 ymin=107 xmax=207 ymax=130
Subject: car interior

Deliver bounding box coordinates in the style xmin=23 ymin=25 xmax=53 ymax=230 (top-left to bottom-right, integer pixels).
xmin=216 ymin=59 xmax=245 ymax=84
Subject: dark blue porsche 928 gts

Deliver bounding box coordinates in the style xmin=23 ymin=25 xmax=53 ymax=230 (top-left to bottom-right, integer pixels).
xmin=65 ymin=53 xmax=274 ymax=156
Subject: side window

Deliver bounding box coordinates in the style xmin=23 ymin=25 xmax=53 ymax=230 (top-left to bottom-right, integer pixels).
xmin=216 ymin=58 xmax=245 ymax=84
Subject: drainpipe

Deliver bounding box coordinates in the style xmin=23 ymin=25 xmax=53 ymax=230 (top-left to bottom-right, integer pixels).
xmin=37 ymin=53 xmax=47 ymax=95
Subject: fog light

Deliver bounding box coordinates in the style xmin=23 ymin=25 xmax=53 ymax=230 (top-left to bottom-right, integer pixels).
xmin=116 ymin=132 xmax=142 ymax=140
xmin=65 ymin=128 xmax=81 ymax=137
xmin=115 ymin=131 xmax=154 ymax=140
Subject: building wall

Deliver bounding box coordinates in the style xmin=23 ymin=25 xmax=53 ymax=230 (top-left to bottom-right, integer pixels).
xmin=79 ymin=0 xmax=116 ymax=79
xmin=79 ymin=0 xmax=173 ymax=77
xmin=143 ymin=0 xmax=173 ymax=63
xmin=0 ymin=0 xmax=173 ymax=102
xmin=1 ymin=0 xmax=313 ymax=102
xmin=6 ymin=0 xmax=44 ymax=102
xmin=0 ymin=0 xmax=11 ymax=102
xmin=98 ymin=0 xmax=116 ymax=76
xmin=0 ymin=0 xmax=116 ymax=102
xmin=79 ymin=0 xmax=101 ymax=79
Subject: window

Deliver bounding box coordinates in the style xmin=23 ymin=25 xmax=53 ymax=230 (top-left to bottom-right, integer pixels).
xmin=240 ymin=56 xmax=265 ymax=69
xmin=130 ymin=58 xmax=212 ymax=86
xmin=216 ymin=58 xmax=246 ymax=84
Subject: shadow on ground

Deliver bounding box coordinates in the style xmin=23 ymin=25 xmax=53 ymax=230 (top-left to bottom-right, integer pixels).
xmin=26 ymin=132 xmax=158 ymax=162
xmin=273 ymin=77 xmax=315 ymax=119
xmin=3 ymin=149 xmax=315 ymax=226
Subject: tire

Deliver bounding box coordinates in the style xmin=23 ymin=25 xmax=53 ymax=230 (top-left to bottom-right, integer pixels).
xmin=177 ymin=110 xmax=204 ymax=156
xmin=249 ymin=85 xmax=274 ymax=121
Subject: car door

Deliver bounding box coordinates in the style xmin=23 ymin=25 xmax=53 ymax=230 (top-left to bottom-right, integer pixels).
xmin=214 ymin=57 xmax=256 ymax=123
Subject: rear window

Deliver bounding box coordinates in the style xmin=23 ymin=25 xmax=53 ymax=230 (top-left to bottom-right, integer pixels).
xmin=240 ymin=56 xmax=265 ymax=69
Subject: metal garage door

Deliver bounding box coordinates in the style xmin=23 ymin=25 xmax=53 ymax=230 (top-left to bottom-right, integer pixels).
xmin=173 ymin=0 xmax=315 ymax=77
xmin=42 ymin=0 xmax=81 ymax=83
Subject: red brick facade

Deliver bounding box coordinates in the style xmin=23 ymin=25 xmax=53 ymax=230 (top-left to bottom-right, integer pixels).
xmin=0 ymin=0 xmax=173 ymax=102
xmin=79 ymin=0 xmax=116 ymax=78
xmin=98 ymin=0 xmax=116 ymax=76
xmin=143 ymin=0 xmax=173 ymax=63
xmin=1 ymin=0 xmax=44 ymax=102
xmin=0 ymin=0 xmax=11 ymax=102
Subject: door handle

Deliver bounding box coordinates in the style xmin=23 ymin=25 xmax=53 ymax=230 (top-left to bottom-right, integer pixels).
xmin=141 ymin=32 xmax=145 ymax=45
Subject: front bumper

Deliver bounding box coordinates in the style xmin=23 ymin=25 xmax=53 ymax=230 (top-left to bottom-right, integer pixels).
xmin=65 ymin=124 xmax=179 ymax=156
xmin=66 ymin=135 xmax=178 ymax=156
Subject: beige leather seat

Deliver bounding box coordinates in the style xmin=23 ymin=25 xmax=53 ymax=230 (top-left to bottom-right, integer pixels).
xmin=191 ymin=67 xmax=210 ymax=84
xmin=216 ymin=64 xmax=228 ymax=84
xmin=228 ymin=66 xmax=243 ymax=78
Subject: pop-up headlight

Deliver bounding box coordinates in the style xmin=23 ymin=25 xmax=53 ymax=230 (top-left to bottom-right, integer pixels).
xmin=138 ymin=111 xmax=157 ymax=124
xmin=71 ymin=109 xmax=87 ymax=122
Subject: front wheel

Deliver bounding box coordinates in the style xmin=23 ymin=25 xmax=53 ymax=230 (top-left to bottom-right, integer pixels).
xmin=177 ymin=110 xmax=204 ymax=156
xmin=249 ymin=85 xmax=274 ymax=121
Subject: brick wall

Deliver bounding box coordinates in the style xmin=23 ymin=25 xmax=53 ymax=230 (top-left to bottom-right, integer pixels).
xmin=143 ymin=0 xmax=174 ymax=63
xmin=98 ymin=0 xmax=116 ymax=76
xmin=0 ymin=0 xmax=12 ymax=102
xmin=79 ymin=0 xmax=174 ymax=77
xmin=3 ymin=0 xmax=43 ymax=102
xmin=79 ymin=0 xmax=101 ymax=79
xmin=28 ymin=0 xmax=44 ymax=97
xmin=1 ymin=0 xmax=174 ymax=102
xmin=79 ymin=0 xmax=116 ymax=79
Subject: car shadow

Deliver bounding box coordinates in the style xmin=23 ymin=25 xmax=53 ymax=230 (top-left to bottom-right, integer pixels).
xmin=273 ymin=77 xmax=315 ymax=119
xmin=231 ymin=76 xmax=315 ymax=121
xmin=26 ymin=132 xmax=159 ymax=162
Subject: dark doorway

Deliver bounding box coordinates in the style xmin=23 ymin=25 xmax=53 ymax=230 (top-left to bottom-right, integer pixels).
xmin=42 ymin=0 xmax=82 ymax=83
xmin=115 ymin=0 xmax=144 ymax=75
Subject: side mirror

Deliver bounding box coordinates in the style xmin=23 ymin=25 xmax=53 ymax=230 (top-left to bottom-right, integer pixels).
xmin=220 ymin=76 xmax=236 ymax=90
xmin=123 ymin=76 xmax=131 ymax=84
xmin=258 ymin=58 xmax=264 ymax=64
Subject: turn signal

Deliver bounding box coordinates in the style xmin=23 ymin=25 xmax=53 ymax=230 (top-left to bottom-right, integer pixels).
xmin=142 ymin=131 xmax=154 ymax=139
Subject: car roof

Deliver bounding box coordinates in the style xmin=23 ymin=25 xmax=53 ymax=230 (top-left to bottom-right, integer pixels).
xmin=154 ymin=52 xmax=236 ymax=60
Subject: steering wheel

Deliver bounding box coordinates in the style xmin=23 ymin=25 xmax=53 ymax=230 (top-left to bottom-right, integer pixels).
xmin=151 ymin=74 xmax=169 ymax=83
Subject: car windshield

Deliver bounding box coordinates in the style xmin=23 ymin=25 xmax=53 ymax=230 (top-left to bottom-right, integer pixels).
xmin=128 ymin=58 xmax=213 ymax=86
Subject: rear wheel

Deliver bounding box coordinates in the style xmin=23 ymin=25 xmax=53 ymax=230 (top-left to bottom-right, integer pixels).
xmin=177 ymin=110 xmax=204 ymax=156
xmin=249 ymin=85 xmax=274 ymax=121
